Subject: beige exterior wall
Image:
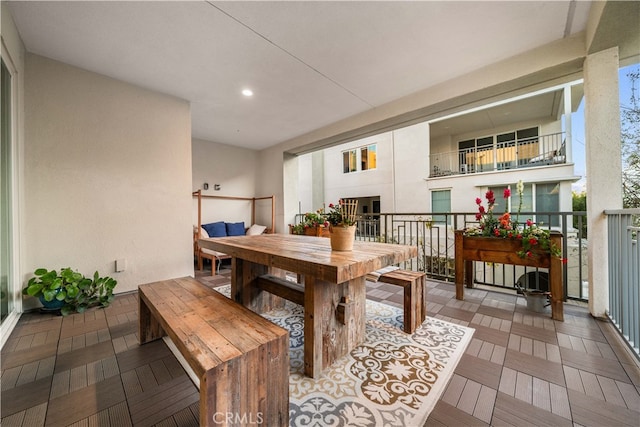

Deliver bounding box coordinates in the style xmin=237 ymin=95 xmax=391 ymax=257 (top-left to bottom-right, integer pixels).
xmin=191 ymin=138 xmax=262 ymax=227
xmin=260 ymin=33 xmax=588 ymax=233
xmin=22 ymin=54 xmax=193 ymax=300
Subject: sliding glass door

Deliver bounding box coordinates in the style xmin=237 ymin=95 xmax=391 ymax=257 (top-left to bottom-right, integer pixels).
xmin=1 ymin=53 xmax=19 ymax=344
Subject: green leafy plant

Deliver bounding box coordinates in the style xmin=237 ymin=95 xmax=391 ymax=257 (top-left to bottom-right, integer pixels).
xmin=23 ymin=267 xmax=117 ymax=315
xmin=291 ymin=211 xmax=327 ymax=234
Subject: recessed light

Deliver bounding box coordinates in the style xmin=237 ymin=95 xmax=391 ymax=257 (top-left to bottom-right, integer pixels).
xmin=242 ymin=89 xmax=253 ymax=97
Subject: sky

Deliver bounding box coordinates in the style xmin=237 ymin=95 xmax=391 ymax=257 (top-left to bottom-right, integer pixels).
xmin=570 ymin=62 xmax=640 ymax=192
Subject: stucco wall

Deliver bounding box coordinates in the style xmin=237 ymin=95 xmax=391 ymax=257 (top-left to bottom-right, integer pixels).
xmin=191 ymin=138 xmax=263 ymax=227
xmin=23 ymin=54 xmax=193 ymax=298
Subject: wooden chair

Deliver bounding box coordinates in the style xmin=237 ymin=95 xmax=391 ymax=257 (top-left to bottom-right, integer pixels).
xmin=193 ymin=226 xmax=230 ymax=275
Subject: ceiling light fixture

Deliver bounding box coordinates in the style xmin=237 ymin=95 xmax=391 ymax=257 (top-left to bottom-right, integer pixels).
xmin=242 ymin=89 xmax=253 ymax=97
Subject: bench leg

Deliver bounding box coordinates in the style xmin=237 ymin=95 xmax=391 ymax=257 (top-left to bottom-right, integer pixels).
xmin=403 ymin=275 xmax=426 ymax=334
xmin=138 ymin=296 xmax=165 ymax=344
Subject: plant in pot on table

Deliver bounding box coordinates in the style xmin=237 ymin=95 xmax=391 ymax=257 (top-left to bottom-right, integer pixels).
xmin=23 ymin=267 xmax=117 ymax=316
xmin=325 ymin=199 xmax=359 ymax=251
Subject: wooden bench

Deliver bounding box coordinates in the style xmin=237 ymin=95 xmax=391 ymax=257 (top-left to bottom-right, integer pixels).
xmin=138 ymin=277 xmax=289 ymax=427
xmin=378 ymin=270 xmax=427 ymax=333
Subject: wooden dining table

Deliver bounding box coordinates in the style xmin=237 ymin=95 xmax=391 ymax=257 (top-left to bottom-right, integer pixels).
xmin=198 ymin=233 xmax=417 ymax=378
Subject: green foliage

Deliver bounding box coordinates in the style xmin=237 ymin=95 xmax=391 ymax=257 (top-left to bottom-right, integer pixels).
xmin=291 ymin=211 xmax=327 ymax=234
xmin=572 ymin=191 xmax=587 ymax=238
xmin=621 ymin=69 xmax=640 ymax=209
xmin=23 ymin=267 xmax=117 ymax=316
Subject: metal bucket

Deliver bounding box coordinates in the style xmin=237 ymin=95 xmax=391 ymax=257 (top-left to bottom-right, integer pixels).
xmin=522 ymin=290 xmax=550 ymax=313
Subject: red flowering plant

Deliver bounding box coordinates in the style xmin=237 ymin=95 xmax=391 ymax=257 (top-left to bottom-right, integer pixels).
xmin=290 ymin=210 xmax=326 ymax=235
xmin=324 ymin=199 xmax=358 ymax=227
xmin=464 ymin=181 xmax=564 ymax=261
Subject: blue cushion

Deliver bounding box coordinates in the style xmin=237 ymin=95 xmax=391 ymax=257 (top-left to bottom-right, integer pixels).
xmin=202 ymin=221 xmax=227 ymax=237
xmin=225 ymin=222 xmax=245 ymax=236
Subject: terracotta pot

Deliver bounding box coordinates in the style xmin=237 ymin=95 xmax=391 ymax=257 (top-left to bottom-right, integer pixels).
xmin=330 ymin=225 xmax=356 ymax=251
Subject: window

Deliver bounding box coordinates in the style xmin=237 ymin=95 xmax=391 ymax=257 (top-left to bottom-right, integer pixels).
xmin=459 ymin=127 xmax=539 ymax=171
xmin=431 ymin=190 xmax=451 ymax=225
xmin=343 ymin=144 xmax=377 ymax=173
xmin=535 ymin=183 xmax=560 ymax=226
xmin=1 ymin=56 xmax=14 ymax=325
xmin=343 ymin=150 xmax=357 ymax=173
xmin=361 ymin=145 xmax=377 ymax=171
xmin=493 ymin=182 xmax=558 ymax=227
xmin=488 ymin=186 xmax=509 ymax=215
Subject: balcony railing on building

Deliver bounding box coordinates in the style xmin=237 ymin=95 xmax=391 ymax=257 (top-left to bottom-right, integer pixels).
xmin=429 ymin=132 xmax=566 ymax=177
xmin=294 ymin=209 xmax=588 ymax=301
xmin=294 ymin=209 xmax=639 ymax=359
xmin=353 ymin=211 xmax=588 ymax=302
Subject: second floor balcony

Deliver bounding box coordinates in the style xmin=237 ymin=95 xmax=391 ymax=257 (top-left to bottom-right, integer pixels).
xmin=429 ymin=132 xmax=566 ymax=177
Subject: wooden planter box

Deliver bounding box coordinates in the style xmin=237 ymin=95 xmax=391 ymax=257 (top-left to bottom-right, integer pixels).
xmin=289 ymin=225 xmax=330 ymax=238
xmin=454 ymin=230 xmax=564 ymax=321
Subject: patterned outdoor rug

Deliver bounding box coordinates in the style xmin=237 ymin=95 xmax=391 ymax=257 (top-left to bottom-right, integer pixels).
xmin=214 ymin=285 xmax=474 ymax=426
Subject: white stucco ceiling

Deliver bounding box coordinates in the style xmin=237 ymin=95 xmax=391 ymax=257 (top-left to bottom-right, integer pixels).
xmin=6 ymin=1 xmax=592 ymax=150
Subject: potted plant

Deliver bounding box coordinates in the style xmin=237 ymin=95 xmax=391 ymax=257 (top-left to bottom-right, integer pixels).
xmin=325 ymin=199 xmax=359 ymax=251
xmin=458 ymin=180 xmax=565 ymax=320
xmin=290 ymin=211 xmax=329 ymax=236
xmin=463 ymin=180 xmax=564 ymax=260
xmin=23 ymin=267 xmax=117 ymax=315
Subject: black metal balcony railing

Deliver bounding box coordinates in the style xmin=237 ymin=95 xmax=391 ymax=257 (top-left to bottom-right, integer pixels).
xmin=605 ymin=209 xmax=640 ymax=358
xmin=294 ymin=211 xmax=589 ymax=301
xmin=429 ymin=132 xmax=566 ymax=177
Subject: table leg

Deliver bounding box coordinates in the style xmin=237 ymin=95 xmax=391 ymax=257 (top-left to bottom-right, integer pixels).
xmin=465 ymin=260 xmax=473 ymax=289
xmin=231 ymin=258 xmax=284 ymax=313
xmin=455 ymin=232 xmax=464 ymax=300
xmin=549 ymin=234 xmax=564 ymax=321
xmin=303 ymin=276 xmax=365 ymax=378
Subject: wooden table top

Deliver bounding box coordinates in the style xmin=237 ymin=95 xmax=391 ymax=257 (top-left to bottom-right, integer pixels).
xmin=199 ymin=234 xmax=417 ymax=284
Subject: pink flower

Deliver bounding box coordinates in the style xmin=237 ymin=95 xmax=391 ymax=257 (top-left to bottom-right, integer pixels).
xmin=475 ymin=197 xmax=482 ymax=205
xmin=328 ymin=203 xmax=334 ymax=208
xmin=526 ymin=251 xmax=533 ymax=258
xmin=529 ymin=238 xmax=538 ymax=246
xmin=503 ymin=188 xmax=511 ymax=198
xmin=478 ymin=206 xmax=486 ymax=214
xmin=494 ymin=229 xmax=500 ymax=236
xmin=475 ymin=213 xmax=482 ymax=221
xmin=526 ymin=219 xmax=533 ymax=226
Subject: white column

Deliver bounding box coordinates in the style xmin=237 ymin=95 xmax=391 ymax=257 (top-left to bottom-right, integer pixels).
xmin=583 ymin=47 xmax=623 ymax=318
xmin=563 ymin=85 xmax=572 ymax=163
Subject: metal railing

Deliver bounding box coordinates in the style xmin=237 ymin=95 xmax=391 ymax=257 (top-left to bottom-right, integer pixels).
xmin=293 ymin=210 xmax=589 ymax=301
xmin=429 ymin=132 xmax=566 ymax=177
xmin=605 ymin=209 xmax=640 ymax=358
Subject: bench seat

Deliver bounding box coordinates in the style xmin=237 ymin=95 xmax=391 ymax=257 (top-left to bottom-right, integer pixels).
xmin=138 ymin=276 xmax=289 ymax=426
